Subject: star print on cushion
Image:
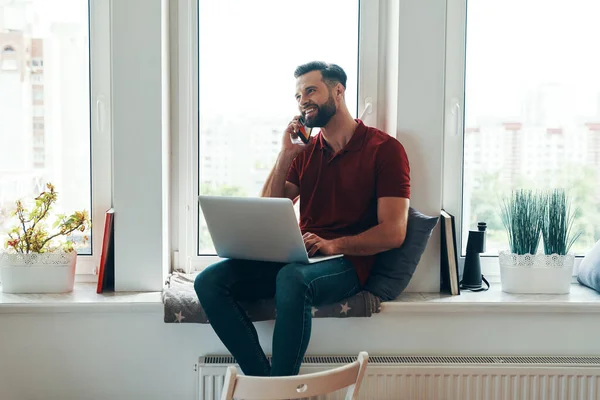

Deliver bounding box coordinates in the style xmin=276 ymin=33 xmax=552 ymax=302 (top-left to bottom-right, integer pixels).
xmin=340 ymin=302 xmax=351 ymax=315
xmin=174 ymin=311 xmax=185 ymax=323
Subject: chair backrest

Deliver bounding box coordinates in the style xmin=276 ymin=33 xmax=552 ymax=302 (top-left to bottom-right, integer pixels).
xmin=220 ymin=352 xmax=369 ymax=400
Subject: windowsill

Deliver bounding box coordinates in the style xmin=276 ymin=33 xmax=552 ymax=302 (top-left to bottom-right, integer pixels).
xmin=0 ymin=283 xmax=162 ymax=314
xmin=1 ymin=282 xmax=599 ymax=315
xmin=384 ymin=283 xmax=600 ymax=313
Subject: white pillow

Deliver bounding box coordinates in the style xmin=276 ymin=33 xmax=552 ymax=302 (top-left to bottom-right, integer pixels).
xmin=577 ymin=240 xmax=600 ymax=293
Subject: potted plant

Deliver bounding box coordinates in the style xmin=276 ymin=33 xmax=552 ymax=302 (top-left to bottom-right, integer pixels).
xmin=499 ymin=188 xmax=580 ymax=294
xmin=0 ymin=183 xmax=91 ymax=293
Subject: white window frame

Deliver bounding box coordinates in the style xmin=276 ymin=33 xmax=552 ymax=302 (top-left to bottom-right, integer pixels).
xmin=77 ymin=0 xmax=112 ymax=279
xmin=443 ymin=0 xmax=582 ymax=279
xmin=173 ymin=0 xmax=381 ymax=272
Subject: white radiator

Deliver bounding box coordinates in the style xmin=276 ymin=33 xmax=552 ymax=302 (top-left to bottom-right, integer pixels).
xmin=196 ymin=355 xmax=600 ymax=400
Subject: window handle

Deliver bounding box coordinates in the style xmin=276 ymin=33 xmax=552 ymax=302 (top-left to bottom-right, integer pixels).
xmin=96 ymin=96 xmax=105 ymax=133
xmin=360 ymin=97 xmax=373 ymax=120
xmin=451 ymin=99 xmax=461 ymax=136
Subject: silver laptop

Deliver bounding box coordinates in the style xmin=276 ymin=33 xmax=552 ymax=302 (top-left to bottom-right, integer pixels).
xmin=198 ymin=195 xmax=343 ymax=264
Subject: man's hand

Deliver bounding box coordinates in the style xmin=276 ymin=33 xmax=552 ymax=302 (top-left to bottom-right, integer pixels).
xmin=282 ymin=116 xmax=309 ymax=157
xmin=303 ymin=232 xmax=338 ymax=256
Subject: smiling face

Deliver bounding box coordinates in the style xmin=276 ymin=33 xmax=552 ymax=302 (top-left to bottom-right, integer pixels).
xmin=295 ymin=70 xmax=339 ymax=128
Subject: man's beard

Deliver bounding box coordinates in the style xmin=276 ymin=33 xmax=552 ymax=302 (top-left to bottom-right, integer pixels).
xmin=305 ymin=94 xmax=337 ymax=128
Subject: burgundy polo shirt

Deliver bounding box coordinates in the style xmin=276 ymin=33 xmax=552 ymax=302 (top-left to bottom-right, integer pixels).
xmin=286 ymin=119 xmax=411 ymax=285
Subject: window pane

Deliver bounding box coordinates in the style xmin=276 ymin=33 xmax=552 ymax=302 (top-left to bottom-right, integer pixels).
xmin=0 ymin=0 xmax=91 ymax=254
xmin=198 ymin=0 xmax=359 ymax=254
xmin=462 ymin=0 xmax=600 ymax=256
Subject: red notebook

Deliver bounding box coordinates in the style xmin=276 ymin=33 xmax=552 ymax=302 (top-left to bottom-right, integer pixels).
xmin=96 ymin=208 xmax=115 ymax=293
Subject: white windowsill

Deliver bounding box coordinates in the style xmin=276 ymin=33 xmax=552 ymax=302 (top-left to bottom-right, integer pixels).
xmin=384 ymin=283 xmax=600 ymax=313
xmin=1 ymin=280 xmax=600 ymax=315
xmin=0 ymin=283 xmax=162 ymax=314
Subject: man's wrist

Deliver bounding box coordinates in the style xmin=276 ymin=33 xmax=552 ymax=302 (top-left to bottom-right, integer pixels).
xmin=331 ymin=237 xmax=344 ymax=254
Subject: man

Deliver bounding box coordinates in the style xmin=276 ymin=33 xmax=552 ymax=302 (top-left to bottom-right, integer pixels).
xmin=194 ymin=61 xmax=410 ymax=377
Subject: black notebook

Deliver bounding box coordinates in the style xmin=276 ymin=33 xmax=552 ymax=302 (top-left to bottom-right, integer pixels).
xmin=440 ymin=209 xmax=460 ymax=295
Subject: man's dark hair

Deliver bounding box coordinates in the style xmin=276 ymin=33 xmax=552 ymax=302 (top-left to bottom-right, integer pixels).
xmin=294 ymin=61 xmax=347 ymax=89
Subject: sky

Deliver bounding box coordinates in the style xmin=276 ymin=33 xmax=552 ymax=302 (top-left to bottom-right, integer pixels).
xmin=1 ymin=0 xmax=86 ymax=33
xmin=198 ymin=0 xmax=359 ymax=119
xmin=465 ymin=0 xmax=600 ymax=124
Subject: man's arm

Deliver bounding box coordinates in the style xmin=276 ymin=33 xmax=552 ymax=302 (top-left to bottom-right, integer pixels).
xmin=304 ymin=197 xmax=410 ymax=256
xmin=261 ymin=117 xmax=307 ymax=200
xmin=332 ymin=197 xmax=409 ymax=255
xmin=260 ymin=150 xmax=300 ymax=201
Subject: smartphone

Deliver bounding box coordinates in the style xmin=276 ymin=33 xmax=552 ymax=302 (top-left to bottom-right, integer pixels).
xmin=297 ymin=116 xmax=313 ymax=144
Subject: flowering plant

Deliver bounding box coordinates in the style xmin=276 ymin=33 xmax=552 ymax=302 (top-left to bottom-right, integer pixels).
xmin=3 ymin=183 xmax=91 ymax=254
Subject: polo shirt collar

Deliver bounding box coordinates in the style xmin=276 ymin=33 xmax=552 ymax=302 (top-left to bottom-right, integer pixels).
xmin=318 ymin=119 xmax=368 ymax=153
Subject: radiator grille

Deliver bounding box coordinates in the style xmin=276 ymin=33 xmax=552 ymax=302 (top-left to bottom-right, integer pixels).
xmin=200 ymin=355 xmax=600 ymax=366
xmin=198 ymin=356 xmax=600 ymax=400
xmin=198 ymin=365 xmax=600 ymax=400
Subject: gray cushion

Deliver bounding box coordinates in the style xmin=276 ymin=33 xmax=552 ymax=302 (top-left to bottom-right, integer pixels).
xmin=364 ymin=207 xmax=439 ymax=301
xmin=163 ymin=272 xmax=382 ymax=323
xmin=577 ymin=240 xmax=600 ymax=293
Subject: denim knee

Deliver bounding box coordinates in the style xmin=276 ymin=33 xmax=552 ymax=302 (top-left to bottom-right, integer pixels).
xmin=194 ymin=266 xmax=221 ymax=304
xmin=275 ymin=263 xmax=311 ymax=303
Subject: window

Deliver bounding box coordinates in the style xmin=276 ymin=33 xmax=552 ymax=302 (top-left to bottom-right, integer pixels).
xmin=0 ymin=46 xmax=17 ymax=70
xmin=0 ymin=0 xmax=90 ymax=253
xmin=33 ymin=149 xmax=45 ymax=164
xmin=31 ymin=59 xmax=44 ymax=68
xmin=197 ymin=0 xmax=358 ymax=254
xmin=33 ymin=135 xmax=44 ymax=147
xmin=32 ymin=89 xmax=44 ymax=101
xmin=177 ymin=0 xmax=379 ymax=269
xmin=31 ymin=74 xmax=44 ymax=84
xmin=0 ymin=0 xmax=111 ymax=275
xmin=446 ymin=0 xmax=600 ymax=274
xmin=31 ymin=105 xmax=44 ymax=117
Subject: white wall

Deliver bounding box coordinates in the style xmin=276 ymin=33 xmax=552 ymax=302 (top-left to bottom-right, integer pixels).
xmin=2 ymin=309 xmax=600 ymax=400
xmin=393 ymin=0 xmax=447 ymax=293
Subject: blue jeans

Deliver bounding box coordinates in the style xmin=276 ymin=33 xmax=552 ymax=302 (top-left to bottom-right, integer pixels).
xmin=194 ymin=257 xmax=361 ymax=377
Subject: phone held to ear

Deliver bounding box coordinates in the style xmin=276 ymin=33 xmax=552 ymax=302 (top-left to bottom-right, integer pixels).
xmin=296 ymin=116 xmax=313 ymax=144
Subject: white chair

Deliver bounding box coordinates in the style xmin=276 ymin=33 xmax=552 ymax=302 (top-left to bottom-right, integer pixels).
xmin=220 ymin=351 xmax=369 ymax=400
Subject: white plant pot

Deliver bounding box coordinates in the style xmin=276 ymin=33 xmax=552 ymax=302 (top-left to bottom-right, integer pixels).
xmin=499 ymin=251 xmax=574 ymax=294
xmin=0 ymin=251 xmax=77 ymax=294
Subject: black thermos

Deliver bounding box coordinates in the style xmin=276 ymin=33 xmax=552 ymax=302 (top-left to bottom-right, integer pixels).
xmin=460 ymin=222 xmax=486 ymax=290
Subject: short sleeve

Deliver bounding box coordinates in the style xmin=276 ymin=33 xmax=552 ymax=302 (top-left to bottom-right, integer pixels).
xmin=286 ymin=156 xmax=301 ymax=187
xmin=375 ymin=138 xmax=411 ymax=199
